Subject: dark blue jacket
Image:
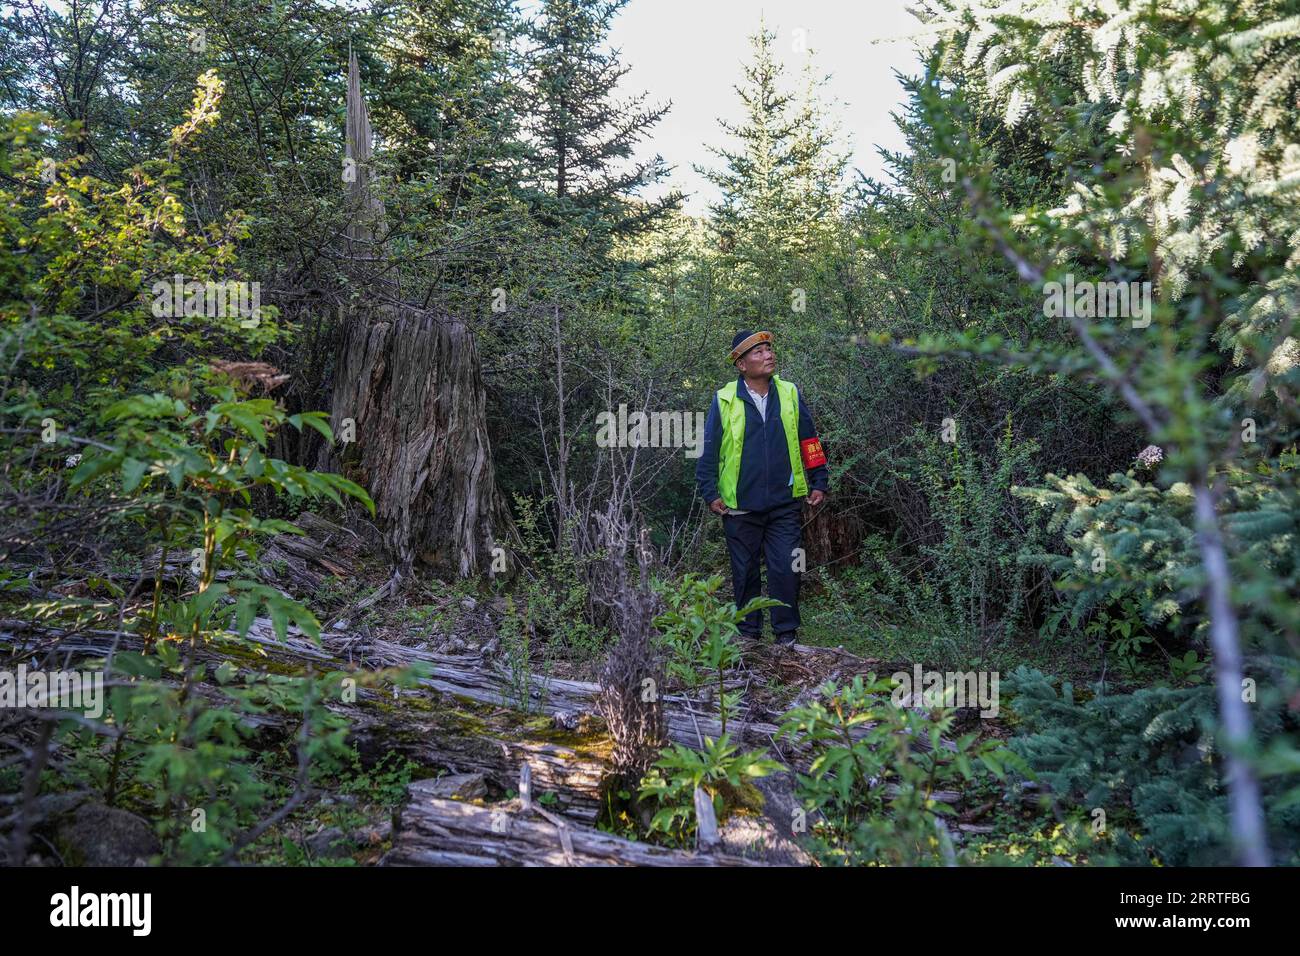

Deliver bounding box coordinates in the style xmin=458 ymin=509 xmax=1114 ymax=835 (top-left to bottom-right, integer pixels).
xmin=695 ymin=376 xmax=830 ymax=512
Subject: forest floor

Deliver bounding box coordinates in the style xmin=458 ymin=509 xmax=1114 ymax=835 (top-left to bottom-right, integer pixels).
xmin=236 ymin=515 xmax=1088 ymax=866
xmin=4 ymin=511 xmax=1098 ymax=866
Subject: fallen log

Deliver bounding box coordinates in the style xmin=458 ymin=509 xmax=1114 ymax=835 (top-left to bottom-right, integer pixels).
xmin=382 ymin=783 xmax=768 ymax=866
xmin=79 ymin=512 xmax=364 ymax=600
xmin=0 ymin=620 xmax=610 ymax=824
xmin=2 ymin=618 xmax=960 ymax=839
xmin=334 ymin=629 xmax=952 ymax=756
xmin=3 ymin=616 xmax=950 ymax=768
xmin=352 ymin=695 xmax=609 ymax=823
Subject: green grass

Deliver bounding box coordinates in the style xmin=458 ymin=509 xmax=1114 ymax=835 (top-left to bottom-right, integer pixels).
xmin=798 ymin=585 xmax=1103 ymax=682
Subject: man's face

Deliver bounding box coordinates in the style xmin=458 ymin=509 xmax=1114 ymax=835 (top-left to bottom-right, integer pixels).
xmin=736 ymin=341 xmax=776 ymax=378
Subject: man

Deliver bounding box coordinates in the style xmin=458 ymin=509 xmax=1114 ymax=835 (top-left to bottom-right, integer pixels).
xmin=695 ymin=329 xmax=829 ymax=646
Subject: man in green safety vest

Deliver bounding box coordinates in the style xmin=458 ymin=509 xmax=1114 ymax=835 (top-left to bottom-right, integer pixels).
xmin=695 ymin=329 xmax=829 ymax=645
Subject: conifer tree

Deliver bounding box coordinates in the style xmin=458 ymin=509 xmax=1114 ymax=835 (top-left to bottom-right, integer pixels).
xmin=371 ymin=0 xmax=526 ymax=191
xmin=697 ymin=21 xmax=848 ymax=330
xmin=908 ymin=0 xmax=1300 ymax=866
xmin=521 ymin=0 xmax=681 ymax=242
xmin=700 ymin=22 xmax=847 ymax=261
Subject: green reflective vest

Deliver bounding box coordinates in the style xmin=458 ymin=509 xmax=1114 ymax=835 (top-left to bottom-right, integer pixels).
xmin=716 ymin=374 xmax=807 ymax=508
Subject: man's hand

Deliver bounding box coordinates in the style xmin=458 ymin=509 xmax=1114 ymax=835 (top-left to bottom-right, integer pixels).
xmin=808 ymin=490 xmax=826 ymax=508
xmin=709 ymin=498 xmax=727 ymax=515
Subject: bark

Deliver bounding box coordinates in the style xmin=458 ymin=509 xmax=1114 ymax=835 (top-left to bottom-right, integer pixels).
xmin=349 ymin=699 xmax=609 ymax=824
xmin=343 ymin=50 xmax=383 ymax=250
xmin=325 ymin=305 xmax=512 ymax=575
xmin=802 ymin=500 xmax=864 ymax=572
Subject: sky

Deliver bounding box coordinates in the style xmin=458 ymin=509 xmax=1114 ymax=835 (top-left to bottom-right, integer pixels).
xmin=605 ymin=0 xmax=932 ymax=214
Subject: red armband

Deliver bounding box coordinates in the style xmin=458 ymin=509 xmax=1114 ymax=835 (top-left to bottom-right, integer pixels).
xmin=800 ymin=437 xmax=827 ymax=469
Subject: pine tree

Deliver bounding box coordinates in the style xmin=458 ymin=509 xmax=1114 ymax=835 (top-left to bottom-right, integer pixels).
xmin=700 ymin=22 xmax=847 ymax=263
xmin=1006 ymin=666 xmax=1300 ymax=866
xmin=372 ymin=0 xmax=526 ymax=191
xmin=696 ymin=20 xmax=849 ymax=334
xmin=521 ymin=0 xmax=680 ymax=242
xmin=907 ymin=0 xmax=1300 ymax=866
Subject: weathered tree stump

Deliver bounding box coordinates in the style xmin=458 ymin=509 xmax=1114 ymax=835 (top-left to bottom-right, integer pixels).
xmin=319 ymin=52 xmax=513 ymax=577
xmin=325 ymin=305 xmax=512 ymax=576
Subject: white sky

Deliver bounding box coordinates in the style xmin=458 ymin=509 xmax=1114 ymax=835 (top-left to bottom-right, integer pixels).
xmin=605 ymin=0 xmax=930 ymax=214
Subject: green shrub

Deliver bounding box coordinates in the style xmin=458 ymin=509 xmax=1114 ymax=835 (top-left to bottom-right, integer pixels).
xmin=653 ymin=573 xmax=780 ymax=734
xmin=1005 ymin=666 xmax=1300 ymax=866
xmin=637 ymin=734 xmax=780 ymax=845
xmin=778 ymin=674 xmax=1022 ymax=866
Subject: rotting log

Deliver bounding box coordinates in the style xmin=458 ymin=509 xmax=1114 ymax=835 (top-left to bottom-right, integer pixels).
xmin=0 ymin=620 xmax=608 ymax=823
xmin=2 ymin=618 xmax=953 ymax=761
xmin=350 ymin=696 xmax=608 ymax=823
xmin=342 ymin=630 xmax=954 ymax=756
xmin=2 ymin=616 xmax=960 ymax=846
xmin=87 ymin=511 xmax=364 ymax=601
xmin=382 ymin=785 xmax=768 ymax=866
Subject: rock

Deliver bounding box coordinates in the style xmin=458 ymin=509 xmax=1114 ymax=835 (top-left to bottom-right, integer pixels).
xmin=56 ymin=803 xmax=161 ymax=866
xmin=423 ymin=772 xmax=488 ymax=800
xmin=306 ymin=826 xmax=351 ymax=858
xmin=717 ymin=814 xmax=812 ymax=866
xmin=23 ymin=791 xmax=91 ymax=825
xmin=551 ymin=711 xmax=581 ymax=731
xmin=461 ymin=597 xmax=478 ymax=612
xmin=318 ymin=794 xmax=357 ymax=808
xmin=718 ymin=814 xmax=802 ymax=864
xmin=351 ymin=820 xmax=393 ymax=845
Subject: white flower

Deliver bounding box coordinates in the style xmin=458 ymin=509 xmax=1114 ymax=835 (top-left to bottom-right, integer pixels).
xmin=1136 ymin=445 xmax=1164 ymax=468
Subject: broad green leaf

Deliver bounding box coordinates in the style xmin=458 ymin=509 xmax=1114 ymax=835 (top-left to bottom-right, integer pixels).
xmin=121 ymin=457 xmax=148 ymax=492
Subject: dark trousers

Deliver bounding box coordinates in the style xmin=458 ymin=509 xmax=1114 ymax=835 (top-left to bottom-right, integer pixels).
xmin=722 ymin=500 xmax=803 ymax=637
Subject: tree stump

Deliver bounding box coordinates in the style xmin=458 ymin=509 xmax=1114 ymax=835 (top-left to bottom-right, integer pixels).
xmin=320 ymin=51 xmax=512 ymax=576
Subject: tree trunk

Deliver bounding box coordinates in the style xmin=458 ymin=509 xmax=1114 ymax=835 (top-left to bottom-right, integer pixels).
xmin=326 ymin=306 xmax=512 ymax=575
xmin=1193 ymin=482 xmax=1271 ymax=866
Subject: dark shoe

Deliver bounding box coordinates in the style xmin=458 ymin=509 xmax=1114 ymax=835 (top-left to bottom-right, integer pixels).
xmin=774 ymin=631 xmax=798 ymax=647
